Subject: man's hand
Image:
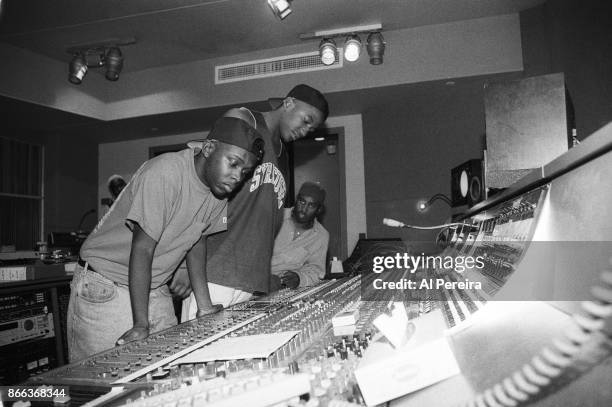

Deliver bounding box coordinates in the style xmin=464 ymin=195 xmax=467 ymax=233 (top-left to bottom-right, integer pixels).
xmin=270 ymin=274 xmax=283 ymax=292
xmin=169 ymin=267 xmax=192 ymax=298
xmin=116 ymin=325 xmax=149 ymax=346
xmin=280 ymin=271 xmax=300 ymax=289
xmin=196 ymin=304 xmax=223 ymax=318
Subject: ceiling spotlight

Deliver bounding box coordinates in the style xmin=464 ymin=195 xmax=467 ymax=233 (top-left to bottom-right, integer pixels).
xmin=267 ymin=0 xmax=292 ymax=20
xmin=105 ymin=47 xmax=124 ymax=81
xmin=344 ymin=34 xmax=362 ymax=62
xmin=68 ymin=54 xmax=88 ymax=85
xmin=366 ymin=31 xmax=386 ymax=65
xmin=319 ymin=38 xmax=337 ymax=66
xmin=66 ymin=45 xmax=129 ymax=84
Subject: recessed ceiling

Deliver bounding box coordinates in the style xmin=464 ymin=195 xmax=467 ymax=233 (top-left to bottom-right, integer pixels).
xmin=0 ymin=0 xmax=545 ymax=73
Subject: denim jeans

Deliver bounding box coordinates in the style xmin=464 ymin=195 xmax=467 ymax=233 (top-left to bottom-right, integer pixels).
xmin=67 ymin=264 xmax=177 ymax=362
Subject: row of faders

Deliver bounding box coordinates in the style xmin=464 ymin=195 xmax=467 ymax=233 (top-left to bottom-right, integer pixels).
xmin=25 ymin=275 xmax=433 ymax=406
xmin=26 ymin=309 xmax=266 ymax=402
xmin=21 ymin=277 xmax=364 ymax=405
xmin=103 ymin=276 xmax=375 ymax=407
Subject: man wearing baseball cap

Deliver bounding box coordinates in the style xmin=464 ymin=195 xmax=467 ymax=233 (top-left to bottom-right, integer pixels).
xmin=176 ymin=84 xmax=329 ymax=319
xmin=68 ymin=117 xmax=263 ymax=361
xmin=270 ymin=182 xmax=329 ymax=290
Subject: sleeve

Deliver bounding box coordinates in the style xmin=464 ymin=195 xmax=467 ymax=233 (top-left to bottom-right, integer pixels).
xmin=125 ymin=161 xmax=179 ymax=242
xmin=271 ymin=246 xmax=309 ymax=274
xmin=293 ymin=230 xmax=329 ymax=287
xmin=204 ymin=202 xmax=228 ymax=236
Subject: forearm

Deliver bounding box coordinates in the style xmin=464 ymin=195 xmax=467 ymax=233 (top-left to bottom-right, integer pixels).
xmin=295 ymin=238 xmax=328 ymax=287
xmin=128 ymin=241 xmax=155 ymax=328
xmin=186 ymin=236 xmax=213 ymax=310
xmin=293 ymin=264 xmax=325 ymax=287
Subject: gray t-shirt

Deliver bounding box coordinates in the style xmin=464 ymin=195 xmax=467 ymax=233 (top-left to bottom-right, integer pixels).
xmin=81 ymin=148 xmax=227 ymax=288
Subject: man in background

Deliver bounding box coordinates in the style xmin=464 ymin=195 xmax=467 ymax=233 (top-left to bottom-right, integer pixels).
xmin=270 ymin=182 xmax=329 ymax=290
xmin=107 ymin=174 xmax=127 ymax=202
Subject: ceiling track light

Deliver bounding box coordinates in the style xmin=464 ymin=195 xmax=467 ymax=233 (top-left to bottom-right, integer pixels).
xmin=343 ymin=34 xmax=362 ymax=62
xmin=68 ymin=54 xmax=88 ymax=85
xmin=267 ymin=0 xmax=292 ymax=20
xmin=300 ymin=24 xmax=384 ymax=65
xmin=319 ymin=38 xmax=337 ymax=66
xmin=105 ymin=47 xmax=123 ymax=81
xmin=67 ymin=46 xmax=124 ymax=84
xmin=366 ymin=31 xmax=386 ymax=65
xmin=66 ymin=37 xmax=134 ymax=85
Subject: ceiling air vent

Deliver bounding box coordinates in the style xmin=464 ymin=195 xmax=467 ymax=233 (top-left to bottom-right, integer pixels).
xmin=215 ymin=50 xmax=342 ymax=84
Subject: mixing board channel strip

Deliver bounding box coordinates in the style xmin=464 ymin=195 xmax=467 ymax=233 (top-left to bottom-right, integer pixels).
xmin=28 ymin=310 xmax=265 ymax=386
xmin=107 ymin=370 xmax=312 ymax=407
xmin=114 ymin=312 xmax=266 ymax=384
xmin=289 ymin=278 xmax=340 ymax=301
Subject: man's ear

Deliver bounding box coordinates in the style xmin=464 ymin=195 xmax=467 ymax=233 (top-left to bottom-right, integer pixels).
xmin=315 ymin=203 xmax=324 ymax=215
xmin=202 ymin=140 xmax=217 ymax=158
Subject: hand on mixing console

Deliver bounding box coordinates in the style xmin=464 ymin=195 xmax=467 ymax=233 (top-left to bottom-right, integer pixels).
xmin=270 ymin=274 xmax=283 ymax=292
xmin=115 ymin=325 xmax=149 ymax=346
xmin=280 ymin=271 xmax=300 ymax=289
xmin=169 ymin=267 xmax=192 ymax=298
xmin=196 ymin=304 xmax=223 ymax=317
xmin=270 ymin=271 xmax=300 ymax=291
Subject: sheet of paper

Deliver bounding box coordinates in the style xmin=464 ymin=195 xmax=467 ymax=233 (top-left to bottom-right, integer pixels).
xmin=171 ymin=331 xmax=300 ymax=365
xmin=373 ymin=302 xmax=415 ymax=348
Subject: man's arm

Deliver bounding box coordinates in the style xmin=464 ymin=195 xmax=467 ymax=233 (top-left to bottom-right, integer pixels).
xmin=292 ymin=232 xmax=329 ymax=287
xmin=185 ymin=235 xmax=221 ymax=317
xmin=116 ymin=223 xmax=157 ymax=345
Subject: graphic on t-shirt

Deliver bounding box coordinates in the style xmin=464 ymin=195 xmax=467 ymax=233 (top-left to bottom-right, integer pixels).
xmin=249 ymin=162 xmax=286 ymax=209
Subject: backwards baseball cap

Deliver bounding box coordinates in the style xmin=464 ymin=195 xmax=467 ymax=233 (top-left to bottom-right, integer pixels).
xmin=201 ymin=117 xmax=264 ymax=161
xmin=286 ymin=84 xmax=329 ymax=121
xmin=298 ymin=181 xmax=326 ymax=204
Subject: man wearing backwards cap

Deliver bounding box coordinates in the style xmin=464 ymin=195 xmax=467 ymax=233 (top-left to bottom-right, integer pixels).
xmin=68 ymin=117 xmax=263 ymax=361
xmin=175 ymin=84 xmax=329 ymax=319
xmin=270 ymin=182 xmax=329 ymax=289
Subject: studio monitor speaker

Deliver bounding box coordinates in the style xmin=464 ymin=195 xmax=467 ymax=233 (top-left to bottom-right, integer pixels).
xmin=451 ymin=159 xmax=485 ymax=207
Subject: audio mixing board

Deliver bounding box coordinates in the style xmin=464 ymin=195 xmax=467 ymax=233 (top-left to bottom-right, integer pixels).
xmin=20 ymin=171 xmax=612 ymax=407
xmin=23 ymin=187 xmax=549 ymax=407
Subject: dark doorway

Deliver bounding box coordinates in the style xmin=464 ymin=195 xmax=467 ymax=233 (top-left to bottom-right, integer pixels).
xmin=292 ymin=131 xmax=341 ymax=262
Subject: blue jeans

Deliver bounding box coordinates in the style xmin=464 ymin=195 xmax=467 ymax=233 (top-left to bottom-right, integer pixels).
xmin=67 ymin=265 xmax=177 ymax=362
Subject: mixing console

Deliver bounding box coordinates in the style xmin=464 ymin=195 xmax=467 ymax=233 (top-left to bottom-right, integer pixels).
xmin=23 ymin=185 xmax=558 ymax=407
xmin=32 ymin=310 xmax=264 ymax=386
xmin=435 ymin=186 xmax=547 ymax=328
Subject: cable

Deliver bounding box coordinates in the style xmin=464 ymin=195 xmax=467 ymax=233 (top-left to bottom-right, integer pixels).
xmin=383 ymin=218 xmax=474 ymax=230
xmin=457 ymin=265 xmax=612 ymax=407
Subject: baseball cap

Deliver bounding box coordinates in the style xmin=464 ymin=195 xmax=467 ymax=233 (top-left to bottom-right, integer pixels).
xmin=298 ymin=181 xmax=326 ymax=204
xmin=189 ymin=117 xmax=264 ymax=161
xmin=270 ymin=84 xmax=329 ymax=120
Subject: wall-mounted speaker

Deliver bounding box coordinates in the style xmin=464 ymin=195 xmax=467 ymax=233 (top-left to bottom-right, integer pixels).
xmin=451 ymin=159 xmax=485 ymax=207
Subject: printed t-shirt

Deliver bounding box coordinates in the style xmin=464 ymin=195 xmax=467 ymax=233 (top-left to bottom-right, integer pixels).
xmin=206 ymin=109 xmax=288 ymax=293
xmin=80 ymin=148 xmax=227 ymax=289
